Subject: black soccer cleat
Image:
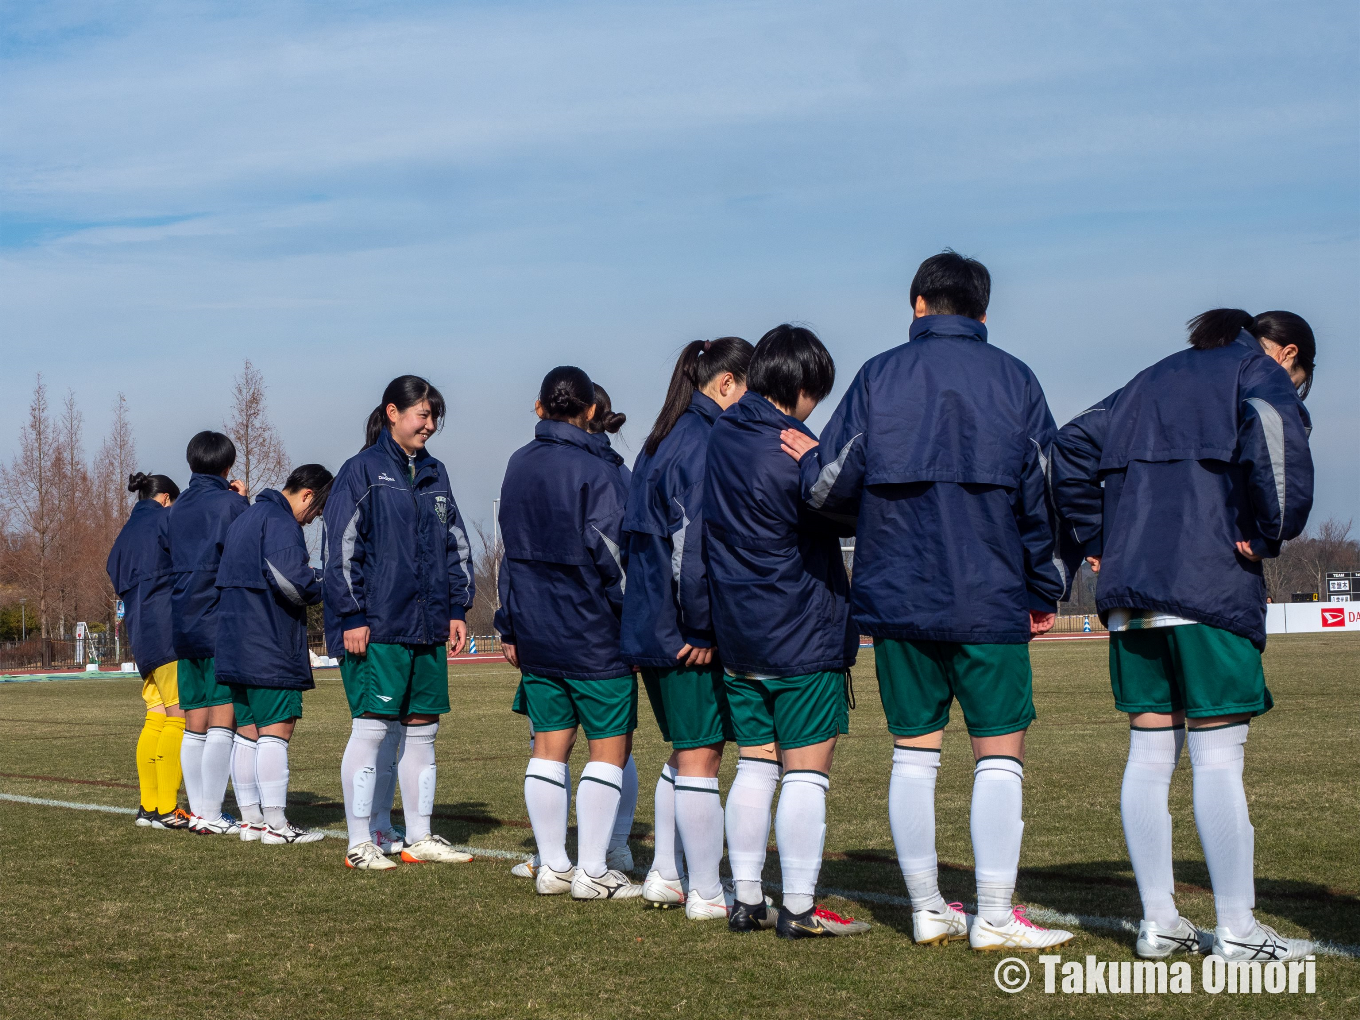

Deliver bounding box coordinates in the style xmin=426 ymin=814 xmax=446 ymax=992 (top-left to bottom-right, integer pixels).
xmin=728 ymin=899 xmax=776 ymax=933
xmin=134 ymin=806 xmax=157 ymax=827
xmin=775 ymin=904 xmax=871 ymax=939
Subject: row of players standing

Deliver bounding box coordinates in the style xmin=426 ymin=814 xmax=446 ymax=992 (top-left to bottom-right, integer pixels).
xmin=488 ymin=251 xmax=1317 ymax=957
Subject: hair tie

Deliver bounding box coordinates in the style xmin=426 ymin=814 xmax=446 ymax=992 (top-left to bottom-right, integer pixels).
xmin=702 ymin=340 xmax=712 ymax=353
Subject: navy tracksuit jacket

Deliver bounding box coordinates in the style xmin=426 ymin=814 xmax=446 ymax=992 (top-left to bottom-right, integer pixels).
xmin=494 ymin=420 xmax=632 ymax=680
xmin=797 ymin=315 xmax=1067 ymax=644
xmin=167 ymin=473 xmax=250 ymax=660
xmin=704 ymin=391 xmax=858 ymax=677
xmin=216 ymin=489 xmax=323 ymax=690
xmin=1052 ymin=331 xmax=1313 ymax=649
xmin=106 ymin=499 xmax=177 ymax=677
xmin=620 ymin=392 xmax=722 ymax=668
xmin=322 ymin=431 xmax=475 ymax=658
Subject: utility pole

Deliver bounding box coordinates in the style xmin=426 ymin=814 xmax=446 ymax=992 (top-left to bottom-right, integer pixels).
xmin=19 ymin=599 xmax=26 ymax=641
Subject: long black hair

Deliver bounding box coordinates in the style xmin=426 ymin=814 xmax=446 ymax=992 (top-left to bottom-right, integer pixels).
xmin=585 ymin=383 xmax=626 ymax=435
xmin=128 ymin=472 xmax=180 ymax=502
xmin=1187 ymin=308 xmax=1316 ymax=398
xmin=643 ymin=337 xmax=754 ymax=455
xmin=538 ymin=366 xmax=596 ymax=422
xmin=284 ymin=463 xmax=334 ymax=512
xmin=364 ymin=375 xmax=447 ymax=449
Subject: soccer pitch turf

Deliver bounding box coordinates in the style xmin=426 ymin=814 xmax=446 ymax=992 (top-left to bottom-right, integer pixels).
xmin=1 ymin=636 xmax=1356 ymax=1019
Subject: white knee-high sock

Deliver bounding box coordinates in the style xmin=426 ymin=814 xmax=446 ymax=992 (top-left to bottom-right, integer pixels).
xmin=610 ymin=754 xmax=638 ymax=851
xmin=200 ymin=726 xmax=236 ymax=822
xmin=1122 ymin=726 xmax=1185 ymax=928
xmin=675 ymin=775 xmax=724 ymax=900
xmin=525 ymin=758 xmax=572 ymax=872
xmin=651 ymin=764 xmax=683 ymax=881
xmin=775 ymin=770 xmax=829 ymax=915
xmin=577 ymin=761 xmax=624 ymax=878
xmin=725 ymin=757 xmax=779 ymax=905
xmin=340 ymin=718 xmax=389 ymax=848
xmin=1187 ymin=724 xmax=1254 ymax=935
xmin=397 ymin=722 xmax=439 ymax=843
xmin=371 ymin=723 xmax=404 ymax=835
xmin=257 ymin=735 xmax=290 ymax=829
xmin=231 ymin=734 xmax=264 ymax=824
xmin=181 ymin=731 xmax=207 ymax=817
xmin=971 ymin=756 xmax=1025 ymax=926
xmin=889 ymin=746 xmax=946 ymax=913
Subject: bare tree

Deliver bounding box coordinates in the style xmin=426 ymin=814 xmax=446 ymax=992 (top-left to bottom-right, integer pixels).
xmin=224 ymin=359 xmax=289 ymax=498
xmin=96 ymin=394 xmax=138 ymax=527
xmin=0 ymin=378 xmax=59 ymax=638
xmin=466 ymin=520 xmax=503 ymax=637
xmin=1263 ymin=516 xmax=1359 ymax=600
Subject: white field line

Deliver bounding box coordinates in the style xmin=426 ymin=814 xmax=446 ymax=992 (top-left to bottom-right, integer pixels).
xmin=2 ymin=791 xmax=1354 ymax=959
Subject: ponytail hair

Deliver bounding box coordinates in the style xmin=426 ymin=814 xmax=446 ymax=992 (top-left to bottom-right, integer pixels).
xmin=364 ymin=375 xmax=446 ymax=449
xmin=538 ymin=366 xmax=596 ymax=422
xmin=643 ymin=336 xmax=754 ymax=455
xmin=585 ymin=383 xmax=626 ymax=435
xmin=128 ymin=472 xmax=180 ymax=502
xmin=1187 ymin=307 xmax=1317 ymax=398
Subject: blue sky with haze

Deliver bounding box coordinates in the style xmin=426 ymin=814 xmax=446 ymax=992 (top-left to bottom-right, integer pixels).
xmin=2 ymin=1 xmax=1356 ymax=541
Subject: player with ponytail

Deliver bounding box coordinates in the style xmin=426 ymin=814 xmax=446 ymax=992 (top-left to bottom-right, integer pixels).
xmin=619 ymin=337 xmax=761 ymax=917
xmin=325 ymin=375 xmax=476 ymax=869
xmin=107 ymin=471 xmax=187 ymax=828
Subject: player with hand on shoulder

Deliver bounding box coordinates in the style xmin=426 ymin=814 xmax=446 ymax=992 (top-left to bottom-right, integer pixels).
xmin=497 ymin=367 xmax=642 ymax=901
xmin=1052 ymin=308 xmax=1316 ymax=962
xmin=327 ymin=376 xmax=476 ymax=870
xmin=780 ymin=253 xmax=1073 ymax=951
xmin=706 ymin=325 xmax=868 ymax=939
xmin=168 ymin=432 xmax=250 ymax=835
xmin=621 ymin=337 xmax=756 ymax=917
xmin=107 ymin=471 xmax=189 ymax=829
xmin=215 ymin=464 xmax=332 ymax=844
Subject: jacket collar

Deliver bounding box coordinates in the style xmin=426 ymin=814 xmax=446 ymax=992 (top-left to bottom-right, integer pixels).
xmin=688 ymin=390 xmax=724 ymax=425
xmin=908 ymin=314 xmax=988 ymax=344
xmin=734 ymin=391 xmax=816 ymax=437
xmin=129 ymin=498 xmax=163 ymax=519
xmin=1235 ymin=328 xmax=1263 ymax=354
xmin=189 ymin=472 xmax=231 ymax=491
xmin=378 ymin=430 xmax=437 ymax=482
xmin=255 ymin=488 xmax=291 ymax=513
xmin=534 ymin=419 xmax=624 ymax=466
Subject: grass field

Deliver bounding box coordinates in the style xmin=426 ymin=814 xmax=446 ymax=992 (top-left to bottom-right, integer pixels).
xmin=2 ymin=635 xmax=1357 ymax=1019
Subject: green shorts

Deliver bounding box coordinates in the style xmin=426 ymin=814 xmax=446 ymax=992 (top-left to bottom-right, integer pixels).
xmin=724 ymin=671 xmax=849 ymax=750
xmin=1109 ymin=624 xmax=1271 ymax=718
xmin=230 ymin=684 xmax=304 ymax=728
xmin=341 ymin=643 xmax=449 ymax=718
xmin=513 ymin=673 xmax=638 ymax=740
xmin=177 ymin=657 xmax=234 ymax=711
xmin=640 ymin=665 xmax=734 ymax=749
xmin=875 ymin=638 xmax=1036 ymax=738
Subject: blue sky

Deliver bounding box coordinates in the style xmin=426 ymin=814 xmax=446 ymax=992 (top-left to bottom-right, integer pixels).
xmin=2 ymin=0 xmax=1356 ymax=540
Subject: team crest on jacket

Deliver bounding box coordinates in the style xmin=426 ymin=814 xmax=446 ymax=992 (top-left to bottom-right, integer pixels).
xmin=434 ymin=496 xmax=449 ymax=524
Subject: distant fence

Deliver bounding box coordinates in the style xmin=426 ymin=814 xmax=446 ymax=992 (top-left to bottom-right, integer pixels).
xmin=0 ymin=633 xmax=117 ymax=672
xmin=306 ymin=631 xmax=503 ymax=658
xmin=1051 ymin=614 xmax=1108 ymax=635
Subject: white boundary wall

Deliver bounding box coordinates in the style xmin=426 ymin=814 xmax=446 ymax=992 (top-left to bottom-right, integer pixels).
xmin=1266 ymin=602 xmax=1360 ymax=634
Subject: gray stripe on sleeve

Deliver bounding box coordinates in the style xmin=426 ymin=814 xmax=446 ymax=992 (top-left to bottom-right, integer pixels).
xmin=1031 ymin=438 xmax=1068 ymax=593
xmin=266 ymin=558 xmax=305 ymax=606
xmin=449 ymin=517 xmax=473 ymax=598
xmin=808 ymin=433 xmax=862 ymax=510
xmin=1245 ymin=397 xmax=1287 ymax=538
xmin=670 ymin=497 xmax=689 ymax=586
xmin=593 ymin=526 xmax=627 ymax=595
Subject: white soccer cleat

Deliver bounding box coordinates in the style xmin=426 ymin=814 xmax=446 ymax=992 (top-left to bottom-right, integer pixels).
xmin=606 ymin=844 xmax=635 ymax=874
xmin=641 ymin=869 xmax=687 ymax=908
xmin=511 ymin=855 xmax=540 ymax=879
xmin=685 ymin=884 xmax=735 ymax=921
xmin=912 ymin=901 xmax=972 ymax=946
xmin=969 ymin=906 xmax=1074 ymax=952
xmin=372 ymin=828 xmax=405 ymax=855
xmin=1213 ymin=921 xmax=1313 ymax=961
xmin=192 ymin=813 xmax=241 ymax=836
xmin=571 ymin=868 xmax=644 ymax=901
xmin=345 ymin=840 xmax=398 ymax=870
xmin=1136 ymin=916 xmax=1212 ymax=959
xmin=400 ymin=834 xmax=473 ymax=863
xmin=261 ymin=822 xmax=325 ymax=845
xmin=239 ymin=821 xmax=266 ymax=843
xmin=534 ymin=863 xmax=576 ymax=895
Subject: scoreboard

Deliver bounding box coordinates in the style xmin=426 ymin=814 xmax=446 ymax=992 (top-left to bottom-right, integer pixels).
xmin=1325 ymin=571 xmax=1359 ymax=603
